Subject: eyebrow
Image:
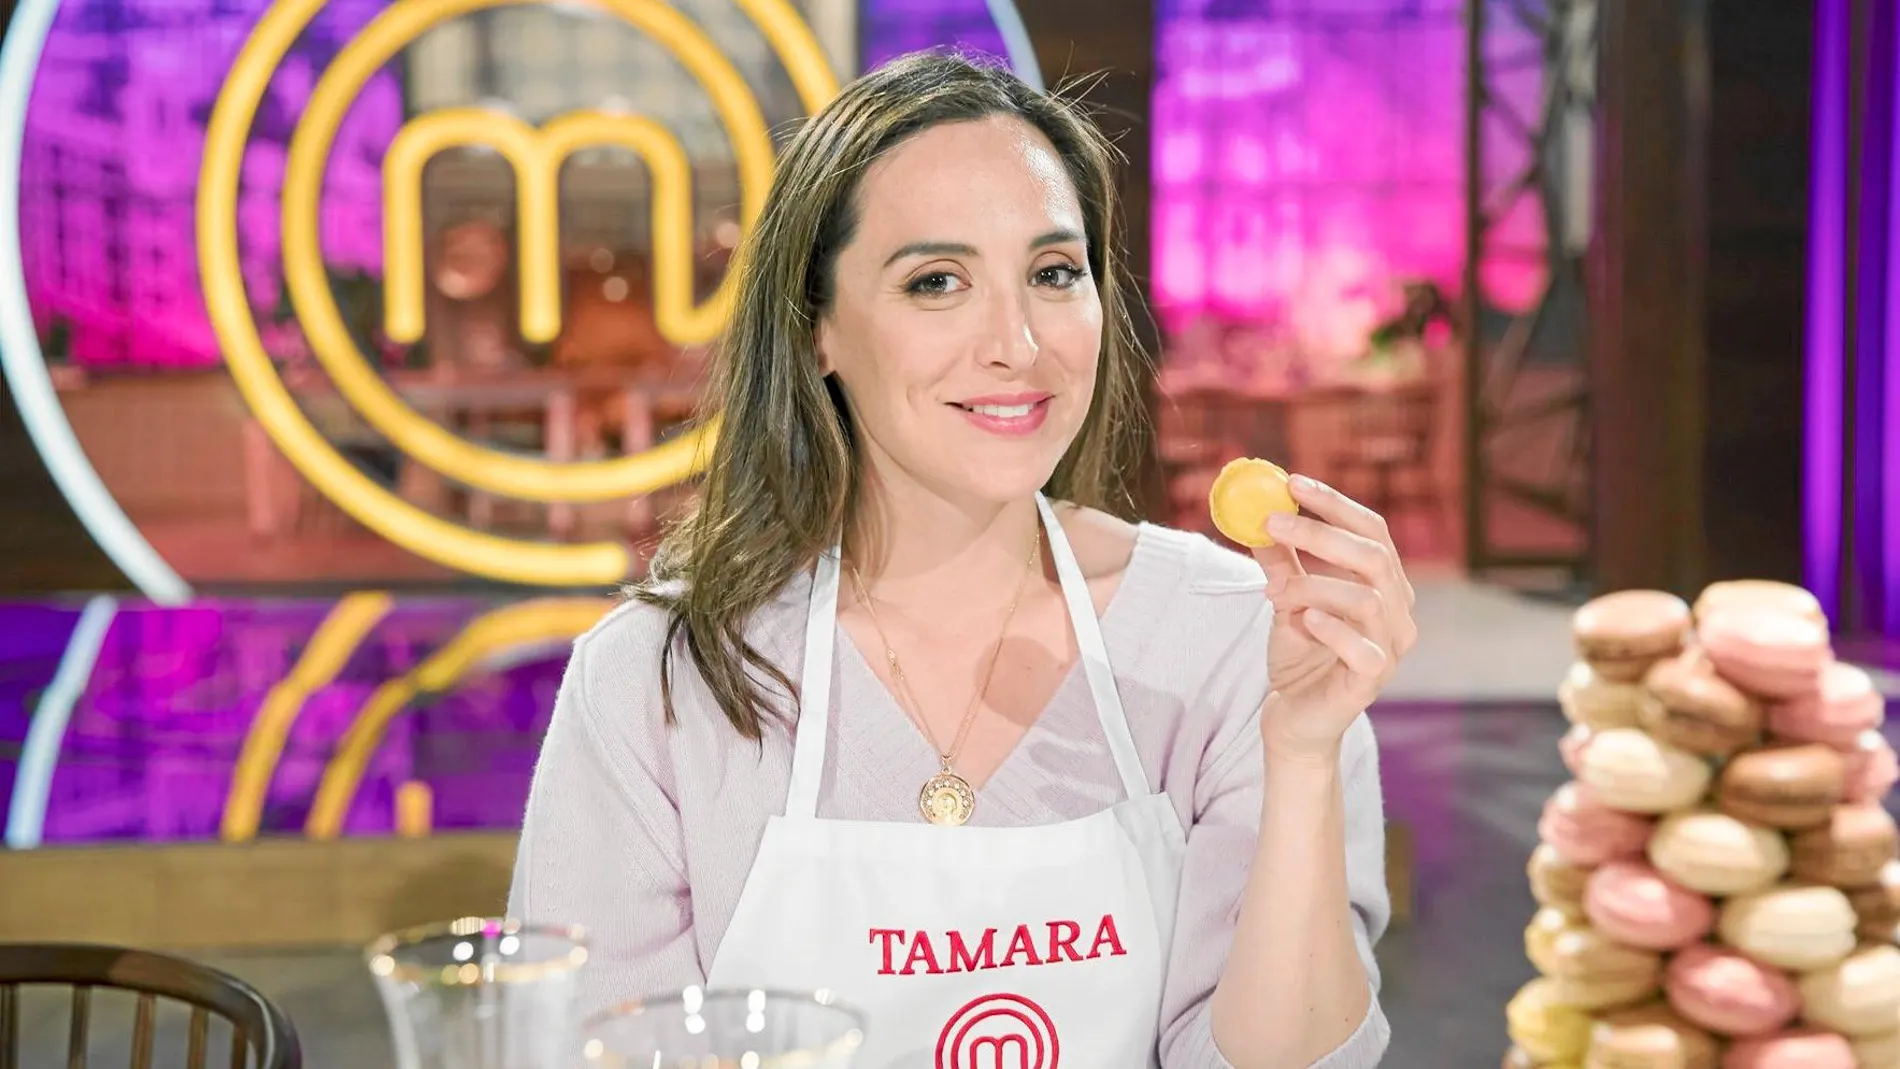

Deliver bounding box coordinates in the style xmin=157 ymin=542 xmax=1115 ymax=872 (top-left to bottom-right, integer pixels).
xmin=880 ymin=228 xmax=1086 ymax=269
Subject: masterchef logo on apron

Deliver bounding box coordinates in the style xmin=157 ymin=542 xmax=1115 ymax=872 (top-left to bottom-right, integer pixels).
xmin=937 ymin=993 xmax=1060 ymax=1069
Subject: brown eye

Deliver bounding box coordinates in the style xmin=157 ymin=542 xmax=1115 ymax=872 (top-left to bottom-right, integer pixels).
xmin=1034 ymin=264 xmax=1086 ymax=289
xmin=906 ymin=271 xmax=965 ymax=297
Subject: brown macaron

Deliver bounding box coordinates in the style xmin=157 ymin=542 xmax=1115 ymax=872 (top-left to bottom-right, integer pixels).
xmin=1716 ymin=741 xmax=1847 ymax=830
xmin=1638 ymin=649 xmax=1763 ymax=756
xmin=1850 ymin=860 xmax=1900 ymax=939
xmin=1530 ymin=842 xmax=1596 ymax=917
xmin=1585 ymin=1003 xmax=1720 ymax=1069
xmin=1547 ymin=925 xmax=1665 ymax=1011
xmin=1792 ymin=804 xmax=1900 ymax=889
xmin=1562 ymin=661 xmax=1649 ymax=730
xmin=1574 ymin=590 xmax=1694 ymax=683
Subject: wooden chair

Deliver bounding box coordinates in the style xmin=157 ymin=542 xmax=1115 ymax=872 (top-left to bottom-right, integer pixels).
xmin=0 ymin=943 xmax=300 ymax=1069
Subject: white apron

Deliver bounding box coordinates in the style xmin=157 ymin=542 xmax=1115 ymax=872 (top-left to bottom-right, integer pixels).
xmin=706 ymin=495 xmax=1189 ymax=1069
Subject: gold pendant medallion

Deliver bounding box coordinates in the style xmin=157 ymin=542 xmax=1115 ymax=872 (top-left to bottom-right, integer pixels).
xmin=918 ymin=769 xmax=976 ymax=826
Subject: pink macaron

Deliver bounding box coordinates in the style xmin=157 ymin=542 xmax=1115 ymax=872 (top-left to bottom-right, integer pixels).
xmin=1561 ymin=722 xmax=1597 ymax=776
xmin=1700 ymin=608 xmax=1833 ymax=699
xmin=1539 ymin=782 xmax=1655 ymax=866
xmin=1766 ymin=661 xmax=1884 ymax=747
xmin=1843 ymin=729 xmax=1900 ymax=804
xmin=1723 ymin=1028 xmax=1857 ymax=1069
xmin=1665 ymin=942 xmax=1800 ymax=1037
xmin=1584 ymin=858 xmax=1715 ymax=950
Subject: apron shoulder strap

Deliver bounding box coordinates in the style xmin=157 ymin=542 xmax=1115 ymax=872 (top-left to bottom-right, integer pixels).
xmin=786 ymin=548 xmax=840 ymax=819
xmin=1035 ymin=495 xmax=1150 ymax=799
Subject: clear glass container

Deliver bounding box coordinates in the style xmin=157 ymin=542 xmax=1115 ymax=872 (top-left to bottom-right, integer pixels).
xmin=582 ymin=987 xmax=865 ymax=1068
xmin=367 ymin=916 xmax=589 ymax=1069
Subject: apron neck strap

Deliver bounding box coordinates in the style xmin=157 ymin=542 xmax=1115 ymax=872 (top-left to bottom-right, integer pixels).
xmin=785 ymin=494 xmax=1147 ymax=819
xmin=786 ymin=545 xmax=841 ymax=817
xmin=1034 ymin=494 xmax=1148 ymax=798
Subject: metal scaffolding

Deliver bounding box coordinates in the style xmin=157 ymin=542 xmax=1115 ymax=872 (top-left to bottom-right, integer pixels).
xmin=1462 ymin=0 xmax=1597 ymax=581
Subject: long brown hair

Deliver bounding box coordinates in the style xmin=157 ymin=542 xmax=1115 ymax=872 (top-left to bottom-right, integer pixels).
xmin=635 ymin=50 xmax=1152 ymax=739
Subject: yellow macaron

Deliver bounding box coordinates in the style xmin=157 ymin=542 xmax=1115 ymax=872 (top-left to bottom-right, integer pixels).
xmin=1507 ymin=977 xmax=1593 ymax=1064
xmin=1526 ymin=906 xmax=1586 ymax=975
xmin=1208 ymin=457 xmax=1298 ymax=548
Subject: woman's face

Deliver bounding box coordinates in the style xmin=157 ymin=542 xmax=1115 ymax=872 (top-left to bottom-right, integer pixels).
xmin=816 ymin=115 xmax=1102 ymax=510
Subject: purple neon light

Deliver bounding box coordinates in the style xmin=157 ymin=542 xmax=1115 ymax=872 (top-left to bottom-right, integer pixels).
xmin=1805 ymin=0 xmax=1849 ymax=623
xmin=1886 ymin=0 xmax=1900 ymax=636
xmin=1854 ymin=0 xmax=1894 ymax=634
xmin=0 ymin=605 xmax=85 ymax=814
xmin=859 ymin=0 xmax=1007 ymax=70
xmin=0 ymin=597 xmax=565 ymax=844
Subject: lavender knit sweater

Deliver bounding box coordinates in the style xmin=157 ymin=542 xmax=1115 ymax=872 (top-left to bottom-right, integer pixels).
xmin=509 ymin=522 xmax=1391 ymax=1068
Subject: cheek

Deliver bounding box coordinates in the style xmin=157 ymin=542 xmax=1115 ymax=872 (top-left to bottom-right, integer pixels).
xmin=1044 ymin=302 xmax=1104 ymax=392
xmin=1060 ymin=353 xmax=1102 ymax=432
xmin=831 ymin=318 xmax=953 ymax=421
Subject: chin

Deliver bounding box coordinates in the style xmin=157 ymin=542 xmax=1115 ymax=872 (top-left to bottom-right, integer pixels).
xmin=938 ymin=451 xmax=1068 ymax=506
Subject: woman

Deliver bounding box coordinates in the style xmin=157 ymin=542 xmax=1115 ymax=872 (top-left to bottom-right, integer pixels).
xmin=510 ymin=50 xmax=1414 ymax=1069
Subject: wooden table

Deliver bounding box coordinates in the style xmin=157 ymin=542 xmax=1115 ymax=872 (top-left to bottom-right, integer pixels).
xmin=248 ymin=368 xmax=703 ymax=542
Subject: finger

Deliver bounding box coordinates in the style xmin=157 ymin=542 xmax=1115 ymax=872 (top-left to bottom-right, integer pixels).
xmin=1299 ymin=562 xmax=1421 ymax=660
xmin=1268 ymin=574 xmax=1388 ymax=645
xmin=1302 ymin=608 xmax=1389 ymax=679
xmin=1300 ymin=577 xmax=1413 ymax=662
xmin=1300 ymin=555 xmax=1352 ymax=581
xmin=1390 ymin=611 xmax=1420 ymax=659
xmin=1272 ymin=522 xmax=1419 ymax=662
xmin=1269 ymin=510 xmax=1416 ymax=617
xmin=1250 ymin=540 xmax=1307 ymax=585
xmin=1266 ymin=513 xmax=1390 ymax=585
xmin=1288 ymin=475 xmax=1417 ymax=608
xmin=1287 ymin=474 xmax=1391 ymax=550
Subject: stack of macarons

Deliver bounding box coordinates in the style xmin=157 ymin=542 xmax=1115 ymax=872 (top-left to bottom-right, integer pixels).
xmin=1508 ymin=580 xmax=1900 ymax=1069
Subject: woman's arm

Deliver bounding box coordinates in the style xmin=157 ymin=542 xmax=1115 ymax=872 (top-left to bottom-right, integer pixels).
xmin=508 ymin=634 xmax=701 ymax=1014
xmin=1190 ymin=473 xmax=1416 ymax=1068
xmin=1209 ymin=721 xmax=1388 ymax=1068
xmin=1159 ymin=707 xmax=1390 ymax=1069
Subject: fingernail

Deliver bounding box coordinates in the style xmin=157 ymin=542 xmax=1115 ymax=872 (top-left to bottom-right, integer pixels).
xmin=1290 ymin=474 xmax=1318 ymax=493
xmin=1267 ymin=513 xmax=1294 ymax=537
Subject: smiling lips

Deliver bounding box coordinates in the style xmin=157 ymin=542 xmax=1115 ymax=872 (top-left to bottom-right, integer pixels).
xmin=951 ymin=393 xmax=1052 ymax=436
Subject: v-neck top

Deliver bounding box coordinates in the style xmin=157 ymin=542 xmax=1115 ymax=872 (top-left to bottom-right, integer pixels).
xmin=825 ymin=518 xmax=1148 ymax=823
xmin=508 ymin=522 xmax=1393 ymax=1069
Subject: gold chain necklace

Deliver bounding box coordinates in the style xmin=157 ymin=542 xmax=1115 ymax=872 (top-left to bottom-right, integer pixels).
xmin=847 ymin=525 xmax=1041 ymax=826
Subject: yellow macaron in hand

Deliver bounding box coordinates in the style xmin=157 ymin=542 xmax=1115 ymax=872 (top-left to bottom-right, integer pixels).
xmin=1207 ymin=457 xmax=1299 ymax=548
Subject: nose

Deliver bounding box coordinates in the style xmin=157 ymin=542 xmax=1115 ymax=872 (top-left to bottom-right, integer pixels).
xmin=976 ymin=290 xmax=1039 ymax=371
